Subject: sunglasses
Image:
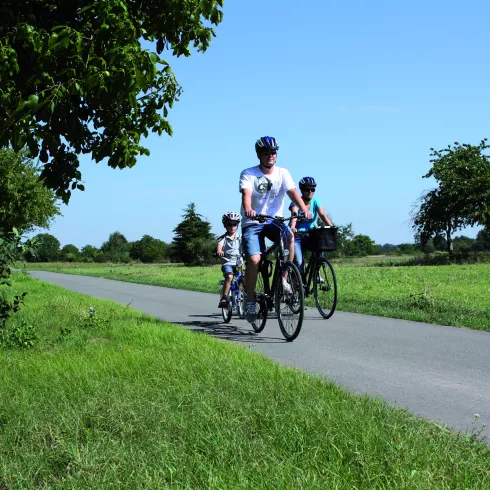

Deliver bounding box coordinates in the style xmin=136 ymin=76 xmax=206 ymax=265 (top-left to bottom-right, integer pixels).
xmin=303 ymin=187 xmax=316 ymax=192
xmin=260 ymin=150 xmax=277 ymax=156
xmin=226 ymin=222 xmax=239 ymax=227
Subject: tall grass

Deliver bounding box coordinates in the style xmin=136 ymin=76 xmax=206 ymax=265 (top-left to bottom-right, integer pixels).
xmin=0 ymin=274 xmax=489 ymax=488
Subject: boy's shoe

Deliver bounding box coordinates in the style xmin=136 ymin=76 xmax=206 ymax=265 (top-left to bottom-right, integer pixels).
xmin=218 ymin=297 xmax=229 ymax=308
xmin=245 ymin=302 xmax=257 ymax=324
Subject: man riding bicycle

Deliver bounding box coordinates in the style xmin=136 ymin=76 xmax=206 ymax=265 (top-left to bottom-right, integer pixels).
xmin=239 ymin=136 xmax=312 ymax=324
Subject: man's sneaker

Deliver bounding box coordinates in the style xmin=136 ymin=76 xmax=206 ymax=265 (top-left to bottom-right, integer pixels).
xmin=282 ymin=278 xmax=293 ymax=297
xmin=245 ymin=302 xmax=257 ymax=324
xmin=218 ymin=297 xmax=229 ymax=308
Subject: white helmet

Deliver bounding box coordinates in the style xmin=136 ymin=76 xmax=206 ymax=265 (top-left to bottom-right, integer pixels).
xmin=222 ymin=211 xmax=241 ymax=226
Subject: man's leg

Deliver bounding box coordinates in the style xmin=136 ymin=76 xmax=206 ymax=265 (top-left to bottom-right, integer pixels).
xmin=245 ymin=254 xmax=260 ymax=301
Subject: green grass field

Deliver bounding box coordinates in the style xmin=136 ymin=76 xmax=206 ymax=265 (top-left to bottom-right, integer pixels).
xmin=1 ymin=273 xmax=489 ymax=488
xmin=25 ymin=261 xmax=490 ymax=331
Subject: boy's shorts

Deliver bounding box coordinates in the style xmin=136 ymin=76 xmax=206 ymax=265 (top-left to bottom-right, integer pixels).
xmin=221 ymin=264 xmax=236 ymax=277
xmin=242 ymin=222 xmax=293 ymax=258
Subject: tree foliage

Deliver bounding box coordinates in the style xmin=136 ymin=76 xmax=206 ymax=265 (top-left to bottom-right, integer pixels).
xmin=412 ymin=140 xmax=490 ymax=253
xmin=172 ymin=203 xmax=215 ymax=265
xmin=80 ymin=244 xmax=99 ymax=259
xmin=27 ymin=233 xmax=60 ymax=262
xmin=60 ymin=244 xmax=80 ymax=261
xmin=0 ymin=0 xmax=224 ymax=203
xmin=130 ymin=235 xmax=168 ymax=263
xmin=474 ymin=228 xmax=490 ymax=251
xmin=0 ymin=149 xmax=60 ymax=234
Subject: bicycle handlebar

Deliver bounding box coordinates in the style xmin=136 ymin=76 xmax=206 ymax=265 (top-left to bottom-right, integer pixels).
xmin=251 ymin=214 xmax=307 ymax=224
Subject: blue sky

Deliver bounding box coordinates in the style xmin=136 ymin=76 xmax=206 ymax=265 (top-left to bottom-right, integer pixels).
xmin=42 ymin=0 xmax=488 ymax=248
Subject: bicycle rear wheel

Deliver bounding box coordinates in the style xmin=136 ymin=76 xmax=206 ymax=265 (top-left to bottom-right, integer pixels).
xmin=252 ymin=270 xmax=268 ymax=332
xmin=314 ymin=259 xmax=337 ymax=319
xmin=275 ymin=261 xmax=304 ymax=341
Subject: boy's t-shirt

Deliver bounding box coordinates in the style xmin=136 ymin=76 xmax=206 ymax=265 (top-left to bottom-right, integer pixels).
xmin=218 ymin=233 xmax=241 ymax=266
xmin=289 ymin=197 xmax=322 ymax=232
xmin=239 ymin=165 xmax=296 ymax=228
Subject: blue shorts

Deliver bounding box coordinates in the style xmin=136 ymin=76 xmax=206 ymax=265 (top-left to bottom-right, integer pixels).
xmin=221 ymin=264 xmax=236 ymax=277
xmin=242 ymin=222 xmax=293 ymax=258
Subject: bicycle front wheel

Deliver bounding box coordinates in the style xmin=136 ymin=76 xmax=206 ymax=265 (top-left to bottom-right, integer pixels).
xmin=252 ymin=270 xmax=268 ymax=333
xmin=275 ymin=261 xmax=304 ymax=341
xmin=222 ymin=293 xmax=232 ymax=323
xmin=236 ymin=279 xmax=246 ymax=319
xmin=314 ymin=260 xmax=337 ymax=319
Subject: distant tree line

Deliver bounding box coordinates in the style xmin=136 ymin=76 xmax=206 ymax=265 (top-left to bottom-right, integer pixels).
xmin=29 ymin=202 xmax=490 ymax=267
xmin=26 ymin=203 xmax=218 ymax=265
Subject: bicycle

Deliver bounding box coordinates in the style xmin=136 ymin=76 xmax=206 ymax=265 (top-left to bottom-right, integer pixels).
xmin=247 ymin=214 xmax=305 ymax=341
xmin=296 ymin=227 xmax=338 ymax=319
xmin=218 ymin=260 xmax=246 ymax=323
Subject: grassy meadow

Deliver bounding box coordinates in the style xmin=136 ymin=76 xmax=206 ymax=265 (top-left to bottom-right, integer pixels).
xmin=0 ymin=273 xmax=489 ymax=488
xmin=24 ymin=260 xmax=490 ymax=331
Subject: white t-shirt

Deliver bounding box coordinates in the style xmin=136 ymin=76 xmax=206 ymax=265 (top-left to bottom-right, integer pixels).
xmin=239 ymin=165 xmax=296 ymax=228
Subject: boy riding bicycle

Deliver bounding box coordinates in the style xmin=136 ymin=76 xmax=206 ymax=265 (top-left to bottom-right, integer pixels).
xmin=217 ymin=211 xmax=242 ymax=308
xmin=239 ymin=136 xmax=312 ymax=324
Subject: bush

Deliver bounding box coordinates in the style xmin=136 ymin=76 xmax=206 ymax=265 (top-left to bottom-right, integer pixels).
xmin=94 ymin=254 xmax=110 ymax=263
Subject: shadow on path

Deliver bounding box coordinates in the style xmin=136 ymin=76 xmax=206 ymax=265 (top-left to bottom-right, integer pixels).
xmin=180 ymin=314 xmax=286 ymax=343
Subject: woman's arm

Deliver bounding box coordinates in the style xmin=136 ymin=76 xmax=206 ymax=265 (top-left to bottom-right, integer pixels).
xmin=290 ymin=205 xmax=299 ymax=233
xmin=318 ymin=206 xmax=334 ymax=227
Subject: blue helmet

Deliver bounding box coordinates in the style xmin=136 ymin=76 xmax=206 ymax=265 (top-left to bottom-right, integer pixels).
xmin=299 ymin=176 xmax=317 ymax=188
xmin=255 ymin=136 xmax=279 ymax=153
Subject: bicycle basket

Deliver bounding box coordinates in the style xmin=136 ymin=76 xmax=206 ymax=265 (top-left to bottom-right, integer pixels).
xmin=309 ymin=227 xmax=338 ymax=251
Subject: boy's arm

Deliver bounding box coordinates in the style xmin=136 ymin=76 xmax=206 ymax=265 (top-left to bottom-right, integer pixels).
xmin=217 ymin=238 xmax=224 ymax=257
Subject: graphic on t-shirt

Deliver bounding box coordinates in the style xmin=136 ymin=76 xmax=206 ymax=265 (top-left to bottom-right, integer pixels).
xmin=256 ymin=177 xmax=273 ymax=194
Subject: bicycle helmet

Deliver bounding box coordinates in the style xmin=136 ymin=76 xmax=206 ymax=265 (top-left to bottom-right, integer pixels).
xmin=299 ymin=176 xmax=317 ymax=188
xmin=222 ymin=211 xmax=241 ymax=226
xmin=255 ymin=136 xmax=279 ymax=153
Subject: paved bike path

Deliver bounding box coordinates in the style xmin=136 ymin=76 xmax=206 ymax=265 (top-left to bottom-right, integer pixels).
xmin=30 ymin=271 xmax=490 ymax=438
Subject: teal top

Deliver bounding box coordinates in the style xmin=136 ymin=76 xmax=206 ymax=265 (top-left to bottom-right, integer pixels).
xmin=289 ymin=197 xmax=322 ymax=232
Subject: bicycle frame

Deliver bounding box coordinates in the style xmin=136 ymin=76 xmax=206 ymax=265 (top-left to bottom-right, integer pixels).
xmin=228 ymin=267 xmax=244 ymax=308
xmin=304 ymin=250 xmax=324 ymax=296
xmin=219 ymin=265 xmax=244 ymax=309
xmin=256 ymin=219 xmax=293 ymax=310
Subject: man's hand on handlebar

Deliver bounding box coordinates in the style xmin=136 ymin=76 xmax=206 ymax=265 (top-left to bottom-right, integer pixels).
xmin=245 ymin=208 xmax=257 ymax=218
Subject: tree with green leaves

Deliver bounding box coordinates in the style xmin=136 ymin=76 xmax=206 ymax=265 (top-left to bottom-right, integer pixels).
xmin=130 ymin=235 xmax=168 ymax=263
xmin=412 ymin=140 xmax=490 ymax=253
xmin=27 ymin=233 xmax=60 ymax=262
xmin=474 ymin=228 xmax=490 ymax=251
xmin=60 ymin=244 xmax=80 ymax=262
xmin=343 ymin=234 xmax=376 ymax=257
xmin=0 ymin=0 xmax=224 ymax=203
xmin=80 ymin=244 xmax=99 ymax=259
xmin=0 ymin=149 xmax=60 ymax=234
xmin=172 ymin=203 xmax=215 ymax=265
xmin=100 ymin=231 xmax=129 ymax=261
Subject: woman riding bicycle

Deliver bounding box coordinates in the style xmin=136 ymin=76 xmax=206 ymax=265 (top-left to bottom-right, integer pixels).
xmin=289 ymin=176 xmax=334 ymax=281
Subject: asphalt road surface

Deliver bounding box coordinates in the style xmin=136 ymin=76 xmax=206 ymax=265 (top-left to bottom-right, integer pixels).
xmin=30 ymin=271 xmax=489 ymax=439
